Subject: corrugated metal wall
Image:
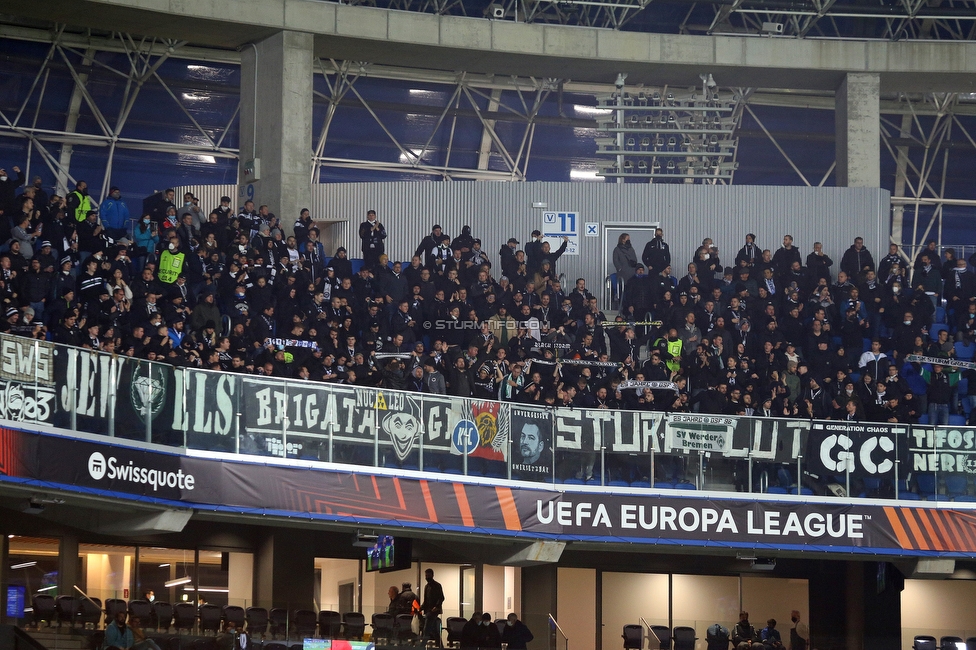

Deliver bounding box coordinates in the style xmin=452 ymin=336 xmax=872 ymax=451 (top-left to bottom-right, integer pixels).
xmin=179 ymin=182 xmax=890 ymax=293
xmin=311 ymin=183 xmax=890 ymax=288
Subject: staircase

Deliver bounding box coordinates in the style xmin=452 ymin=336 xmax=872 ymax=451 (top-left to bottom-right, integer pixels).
xmin=22 ymin=628 xmax=91 ymax=650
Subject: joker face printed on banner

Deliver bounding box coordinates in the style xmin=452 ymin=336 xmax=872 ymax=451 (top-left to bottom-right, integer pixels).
xmin=380 ymin=394 xmax=423 ymax=462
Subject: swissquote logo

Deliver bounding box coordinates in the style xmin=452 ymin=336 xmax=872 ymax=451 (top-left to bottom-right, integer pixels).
xmin=86 ymin=451 xmax=195 ymax=491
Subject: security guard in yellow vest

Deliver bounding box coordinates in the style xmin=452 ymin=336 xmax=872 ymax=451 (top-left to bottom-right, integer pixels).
xmin=654 ymin=329 xmax=683 ymax=374
xmin=158 ymin=241 xmax=185 ymax=284
xmin=66 ymin=180 xmax=91 ymax=223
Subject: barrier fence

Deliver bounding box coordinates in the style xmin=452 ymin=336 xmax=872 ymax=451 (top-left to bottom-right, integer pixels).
xmin=0 ymin=332 xmax=973 ymax=501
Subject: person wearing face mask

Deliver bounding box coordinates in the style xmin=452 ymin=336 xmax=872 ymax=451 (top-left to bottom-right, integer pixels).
xmin=100 ymin=186 xmax=131 ymax=240
xmin=157 ymin=239 xmax=185 ymax=284
xmin=501 ymin=613 xmax=533 ymax=650
xmin=28 ymin=176 xmax=49 ymax=209
xmin=788 ymin=611 xmax=808 ymax=650
xmin=475 ymin=612 xmax=501 ymax=648
xmin=133 ymin=214 xmax=160 ymax=269
xmin=177 ymin=192 xmax=205 ymax=230
xmin=613 ymin=233 xmax=639 ymax=284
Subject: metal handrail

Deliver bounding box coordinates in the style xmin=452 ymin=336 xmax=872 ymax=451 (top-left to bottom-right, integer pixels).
xmin=640 ymin=617 xmax=660 ymax=648
xmin=548 ymin=613 xmax=569 ymax=650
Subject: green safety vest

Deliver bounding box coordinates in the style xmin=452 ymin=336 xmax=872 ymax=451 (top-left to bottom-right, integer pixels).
xmin=158 ymin=249 xmax=185 ymax=284
xmin=655 ymin=337 xmax=683 ymax=373
xmin=71 ymin=190 xmax=91 ymax=222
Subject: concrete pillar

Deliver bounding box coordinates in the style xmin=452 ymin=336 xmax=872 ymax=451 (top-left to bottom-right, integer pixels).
xmin=835 ymin=73 xmax=881 ymax=188
xmin=239 ymin=30 xmax=313 ymax=231
xmin=521 ymin=565 xmax=556 ymax=650
xmin=58 ymin=534 xmax=80 ymax=597
xmin=253 ymin=529 xmax=316 ymax=611
xmin=0 ymin=533 xmax=8 ymax=624
xmin=809 ymin=560 xmax=904 ymax=650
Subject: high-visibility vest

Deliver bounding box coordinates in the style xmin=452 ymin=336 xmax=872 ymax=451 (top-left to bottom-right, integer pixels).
xmin=158 ymin=249 xmax=185 ymax=284
xmin=71 ymin=190 xmax=91 ymax=222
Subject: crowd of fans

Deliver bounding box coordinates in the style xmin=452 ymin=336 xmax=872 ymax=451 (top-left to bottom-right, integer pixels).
xmin=0 ymin=165 xmax=974 ymax=427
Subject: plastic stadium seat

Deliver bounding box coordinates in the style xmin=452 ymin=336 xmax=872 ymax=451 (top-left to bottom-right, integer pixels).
xmin=940 ymin=637 xmax=963 ymax=650
xmin=954 ymin=495 xmax=976 ymax=502
xmin=945 ymin=474 xmax=969 ymax=497
xmin=673 ymin=626 xmax=697 ymax=650
xmin=918 ymin=414 xmax=930 ymax=424
xmin=900 ymin=492 xmax=922 ymax=500
xmin=269 ymin=608 xmax=288 ymax=638
xmin=199 ymin=604 xmax=223 ymax=634
xmin=445 ymin=617 xmax=466 ymax=647
xmin=623 ymin=624 xmax=644 ymax=649
xmin=55 ymin=595 xmax=80 ymax=628
xmin=153 ymin=602 xmax=173 ymax=632
xmin=395 ymin=613 xmax=416 ymax=644
xmin=650 ymin=625 xmax=671 ymax=650
xmin=631 ymin=480 xmax=651 ymax=488
xmin=955 ymin=342 xmax=976 ymax=360
xmin=371 ymin=613 xmax=395 ymax=645
xmin=930 ymin=324 xmax=948 ymax=340
xmin=788 ymin=487 xmax=815 ymax=496
xmin=291 ymin=609 xmax=317 ymax=639
xmin=128 ymin=600 xmax=152 ymax=623
xmin=767 ymin=486 xmax=788 ymax=494
xmin=342 ymin=612 xmax=365 ymax=640
xmin=224 ymin=606 xmax=246 ymax=629
xmin=317 ymin=610 xmax=341 ymax=638
xmin=935 ymin=307 xmax=947 ymax=324
xmin=608 ymin=480 xmax=630 ymax=487
xmin=914 ymin=636 xmax=937 ymax=650
xmin=674 ymin=482 xmax=696 ymax=490
xmin=862 ymin=338 xmax=873 ymax=353
xmin=105 ymin=598 xmax=128 ymax=623
xmin=77 ymin=597 xmax=102 ymax=628
xmin=32 ymin=594 xmax=56 ymax=627
xmin=653 ymin=482 xmax=675 ymax=489
xmin=967 ymin=637 xmax=976 ymax=650
xmin=916 ymin=473 xmax=938 ymax=499
xmin=949 ymin=415 xmax=967 ymax=426
xmin=562 ymin=478 xmax=585 ymax=485
xmin=245 ymin=607 xmax=269 ymax=636
xmin=174 ymin=602 xmax=197 ymax=633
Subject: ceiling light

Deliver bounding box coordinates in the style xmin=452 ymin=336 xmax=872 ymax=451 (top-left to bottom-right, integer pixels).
xmin=164 ymin=576 xmax=192 ymax=588
xmin=11 ymin=561 xmax=37 ymax=570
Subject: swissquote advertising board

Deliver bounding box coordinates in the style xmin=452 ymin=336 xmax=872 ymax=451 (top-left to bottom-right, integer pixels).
xmin=2 ymin=426 xmax=975 ymax=557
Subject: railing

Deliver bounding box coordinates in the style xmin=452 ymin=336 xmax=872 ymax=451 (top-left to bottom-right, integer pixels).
xmin=603 ymin=273 xmax=625 ymax=312
xmin=548 ymin=614 xmax=568 ymax=650
xmin=0 ymin=330 xmax=974 ymax=501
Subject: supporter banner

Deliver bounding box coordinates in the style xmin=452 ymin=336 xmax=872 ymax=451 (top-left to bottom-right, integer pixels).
xmin=445 ymin=398 xmax=509 ymax=462
xmin=0 ymin=379 xmax=56 ymax=423
xmin=552 ymin=410 xmax=805 ymax=463
xmin=0 ymin=337 xmax=55 ymax=385
xmin=667 ymin=414 xmax=735 ymax=453
xmin=907 ymin=426 xmax=976 ymax=474
xmin=4 ymin=425 xmax=976 ymax=555
xmin=239 ymin=379 xmax=454 ymax=461
xmin=554 ymin=409 xmax=665 ymax=453
xmin=511 ymin=406 xmax=553 ymax=478
xmin=617 ymin=380 xmax=679 ymax=392
xmin=265 ymin=337 xmax=320 ymax=352
xmin=806 ymin=422 xmax=908 ymax=479
xmin=905 ymin=355 xmax=976 ymax=371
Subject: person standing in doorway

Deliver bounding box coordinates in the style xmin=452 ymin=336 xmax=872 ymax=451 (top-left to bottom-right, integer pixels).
xmin=421 ymin=568 xmax=445 ymax=646
xmin=789 ymin=611 xmax=808 ymax=650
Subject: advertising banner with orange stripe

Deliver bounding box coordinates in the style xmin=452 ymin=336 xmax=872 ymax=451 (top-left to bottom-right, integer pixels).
xmin=3 ymin=426 xmax=976 ymax=557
